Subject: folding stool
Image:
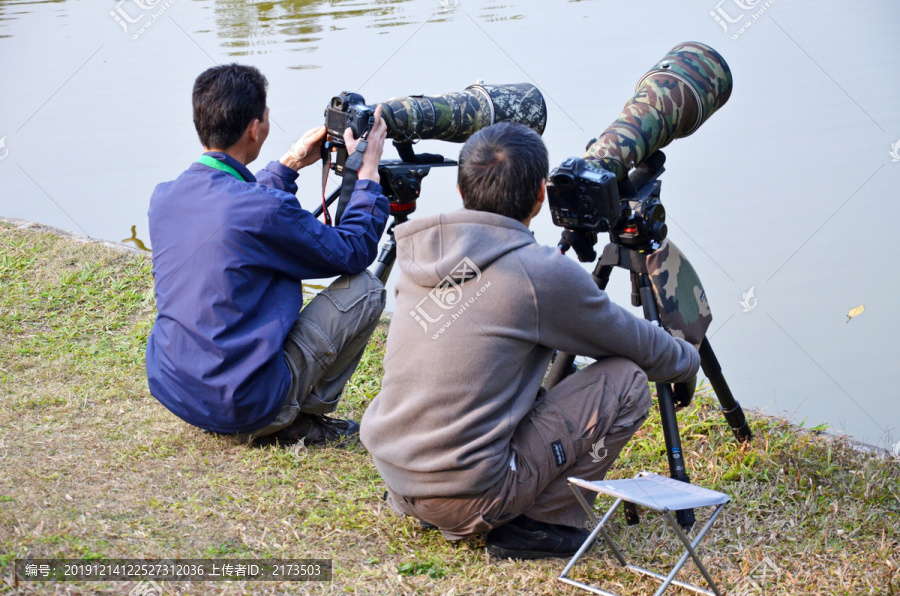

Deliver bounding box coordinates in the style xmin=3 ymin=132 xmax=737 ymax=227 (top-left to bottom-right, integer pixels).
xmin=558 ymin=472 xmax=730 ymax=596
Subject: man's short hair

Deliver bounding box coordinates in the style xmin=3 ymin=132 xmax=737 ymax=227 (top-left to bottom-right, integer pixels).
xmin=192 ymin=64 xmax=268 ymax=150
xmin=457 ymin=122 xmax=549 ymax=222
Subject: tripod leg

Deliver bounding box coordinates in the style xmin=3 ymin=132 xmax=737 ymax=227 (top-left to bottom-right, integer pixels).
xmin=545 ymin=352 xmax=577 ymax=390
xmin=699 ymin=338 xmax=752 ymax=443
xmin=655 ymin=380 xmax=695 ymax=530
xmin=638 ymin=277 xmax=694 ymax=530
xmin=372 ymin=224 xmax=397 ymax=286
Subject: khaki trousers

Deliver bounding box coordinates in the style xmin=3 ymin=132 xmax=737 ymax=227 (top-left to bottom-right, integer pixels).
xmin=387 ymin=357 xmax=652 ymax=539
xmin=251 ymin=271 xmax=385 ymax=437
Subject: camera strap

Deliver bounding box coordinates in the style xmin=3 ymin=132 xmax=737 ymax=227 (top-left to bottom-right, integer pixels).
xmin=344 ymin=138 xmax=367 ymax=172
xmin=321 ymin=149 xmax=333 ymax=226
xmin=332 ymin=127 xmax=372 ymax=226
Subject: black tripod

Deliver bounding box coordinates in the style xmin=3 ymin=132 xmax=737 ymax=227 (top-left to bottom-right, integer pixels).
xmin=547 ymin=151 xmax=751 ymax=529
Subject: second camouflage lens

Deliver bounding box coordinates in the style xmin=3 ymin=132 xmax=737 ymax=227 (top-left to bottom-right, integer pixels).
xmin=584 ymin=42 xmax=733 ymax=180
xmin=379 ymin=82 xmax=547 ymax=144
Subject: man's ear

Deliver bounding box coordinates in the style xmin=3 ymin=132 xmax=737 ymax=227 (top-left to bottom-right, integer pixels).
xmin=531 ymin=179 xmax=546 ymax=218
xmin=245 ymin=118 xmax=260 ymax=145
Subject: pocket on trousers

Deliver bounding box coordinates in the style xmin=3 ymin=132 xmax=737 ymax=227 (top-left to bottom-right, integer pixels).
xmin=321 ymin=274 xmax=377 ymax=313
xmin=521 ymin=404 xmax=578 ymax=477
xmin=287 ymin=318 xmax=337 ymax=372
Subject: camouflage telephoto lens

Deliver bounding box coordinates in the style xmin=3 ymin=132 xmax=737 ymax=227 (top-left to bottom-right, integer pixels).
xmin=584 ymin=42 xmax=733 ymax=181
xmin=378 ymin=82 xmax=547 ymax=144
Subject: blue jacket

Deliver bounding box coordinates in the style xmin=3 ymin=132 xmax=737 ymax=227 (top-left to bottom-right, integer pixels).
xmin=146 ymin=151 xmax=389 ymax=433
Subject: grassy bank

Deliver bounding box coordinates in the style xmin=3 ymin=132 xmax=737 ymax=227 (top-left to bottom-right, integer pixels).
xmin=1 ymin=222 xmax=898 ymax=595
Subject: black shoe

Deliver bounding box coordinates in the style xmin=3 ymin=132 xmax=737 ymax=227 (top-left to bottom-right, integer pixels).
xmin=256 ymin=414 xmax=360 ymax=447
xmin=484 ymin=515 xmax=591 ymax=560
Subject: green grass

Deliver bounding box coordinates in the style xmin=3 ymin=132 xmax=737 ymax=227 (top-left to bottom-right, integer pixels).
xmin=1 ymin=222 xmax=898 ymax=594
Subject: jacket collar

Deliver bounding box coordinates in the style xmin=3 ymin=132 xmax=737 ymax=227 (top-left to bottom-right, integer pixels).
xmin=201 ymin=151 xmax=256 ymax=183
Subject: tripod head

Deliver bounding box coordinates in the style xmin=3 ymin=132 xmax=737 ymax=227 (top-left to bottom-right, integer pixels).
xmin=325 ymin=141 xmax=457 ymax=226
xmin=376 ymin=142 xmax=458 ymax=223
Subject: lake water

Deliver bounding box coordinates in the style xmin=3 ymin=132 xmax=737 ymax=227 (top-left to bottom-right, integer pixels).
xmin=1 ymin=0 xmax=898 ymax=450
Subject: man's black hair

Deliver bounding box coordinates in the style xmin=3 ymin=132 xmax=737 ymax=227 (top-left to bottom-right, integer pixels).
xmin=192 ymin=63 xmax=268 ymax=150
xmin=457 ymin=122 xmax=549 ymax=222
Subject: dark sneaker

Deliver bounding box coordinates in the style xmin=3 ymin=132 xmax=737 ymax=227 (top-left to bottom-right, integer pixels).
xmin=256 ymin=414 xmax=360 ymax=447
xmin=484 ymin=515 xmax=591 ymax=560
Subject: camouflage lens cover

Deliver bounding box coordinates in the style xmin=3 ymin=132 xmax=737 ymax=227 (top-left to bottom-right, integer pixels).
xmin=584 ymin=42 xmax=732 ymax=181
xmin=642 ymin=41 xmax=733 ymax=135
xmin=475 ymin=82 xmax=547 ymax=136
xmin=379 ymin=83 xmax=547 ymax=144
xmin=646 ymin=239 xmax=712 ymax=348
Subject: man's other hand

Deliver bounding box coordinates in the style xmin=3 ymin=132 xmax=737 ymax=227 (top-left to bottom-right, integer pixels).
xmin=280 ymin=125 xmax=326 ymax=171
xmin=344 ymin=104 xmax=387 ymax=183
xmin=672 ymin=374 xmax=697 ymax=411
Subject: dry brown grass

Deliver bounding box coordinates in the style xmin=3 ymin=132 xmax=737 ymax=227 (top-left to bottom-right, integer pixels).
xmin=1 ymin=223 xmax=898 ymax=595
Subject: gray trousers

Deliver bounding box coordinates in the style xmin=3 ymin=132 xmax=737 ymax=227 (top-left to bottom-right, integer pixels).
xmin=387 ymin=357 xmax=652 ymax=538
xmin=252 ymin=271 xmax=385 ymax=437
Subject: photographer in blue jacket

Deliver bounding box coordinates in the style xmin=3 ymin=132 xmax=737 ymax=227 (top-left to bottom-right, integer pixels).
xmin=146 ymin=64 xmax=389 ymax=446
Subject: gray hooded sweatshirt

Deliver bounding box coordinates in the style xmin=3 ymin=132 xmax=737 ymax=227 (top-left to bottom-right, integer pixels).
xmin=360 ymin=209 xmax=700 ymax=498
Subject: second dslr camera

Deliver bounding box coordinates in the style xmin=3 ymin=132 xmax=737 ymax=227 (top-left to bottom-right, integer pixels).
xmin=324 ymin=92 xmax=375 ymax=144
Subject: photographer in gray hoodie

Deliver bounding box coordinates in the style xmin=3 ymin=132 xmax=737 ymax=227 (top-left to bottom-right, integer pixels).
xmin=360 ymin=122 xmax=700 ymax=559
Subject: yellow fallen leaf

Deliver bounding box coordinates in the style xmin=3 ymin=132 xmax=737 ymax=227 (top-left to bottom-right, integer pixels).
xmin=846 ymin=305 xmax=865 ymax=323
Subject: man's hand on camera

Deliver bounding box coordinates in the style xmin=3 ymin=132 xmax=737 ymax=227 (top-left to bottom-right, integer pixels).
xmin=672 ymin=374 xmax=697 ymax=411
xmin=344 ymin=104 xmax=387 ymax=183
xmin=280 ymin=125 xmax=326 ymax=172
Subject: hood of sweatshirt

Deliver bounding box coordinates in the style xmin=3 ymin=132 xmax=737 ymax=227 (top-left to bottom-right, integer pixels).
xmin=394 ymin=208 xmax=535 ymax=289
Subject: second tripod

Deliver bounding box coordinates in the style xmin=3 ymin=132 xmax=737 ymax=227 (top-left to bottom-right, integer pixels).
xmin=546 ymin=151 xmax=751 ymax=530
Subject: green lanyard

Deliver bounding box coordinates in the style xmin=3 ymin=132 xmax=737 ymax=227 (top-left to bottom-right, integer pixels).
xmin=197 ymin=155 xmax=246 ymax=181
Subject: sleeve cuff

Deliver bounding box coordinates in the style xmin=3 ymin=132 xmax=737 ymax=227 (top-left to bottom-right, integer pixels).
xmin=355 ymin=179 xmax=383 ymax=193
xmin=266 ymin=160 xmax=300 ymax=182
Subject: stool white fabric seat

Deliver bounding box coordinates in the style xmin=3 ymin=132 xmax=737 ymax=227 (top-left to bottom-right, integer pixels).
xmin=558 ymin=472 xmax=730 ymax=596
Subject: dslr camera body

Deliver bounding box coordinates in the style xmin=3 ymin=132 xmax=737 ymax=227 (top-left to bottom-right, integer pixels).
xmin=547 ymin=158 xmax=620 ymax=232
xmin=547 ymin=156 xmax=668 ymax=256
xmin=324 ymin=92 xmax=375 ymax=145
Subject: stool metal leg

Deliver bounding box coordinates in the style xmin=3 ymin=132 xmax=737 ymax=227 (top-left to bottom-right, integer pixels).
xmin=570 ymin=485 xmax=628 ymax=566
xmin=560 ymin=487 xmax=634 ymax=595
xmin=558 ymin=506 xmax=622 ymax=596
xmin=559 ymin=497 xmax=624 ymax=581
xmin=659 ymin=505 xmax=726 ymax=596
xmin=621 ymin=507 xmax=725 ymax=596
